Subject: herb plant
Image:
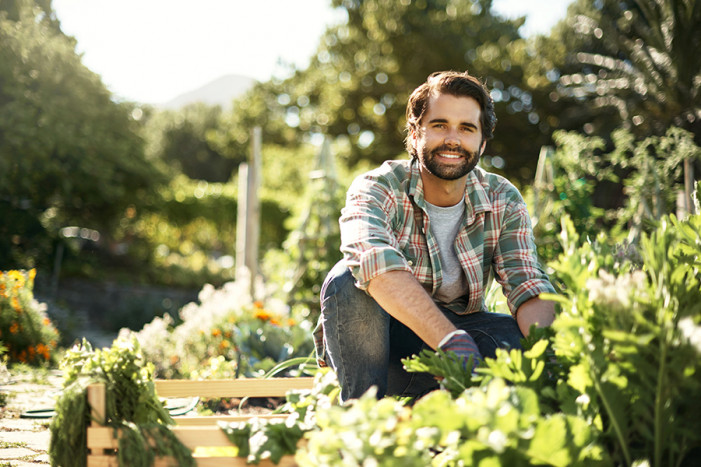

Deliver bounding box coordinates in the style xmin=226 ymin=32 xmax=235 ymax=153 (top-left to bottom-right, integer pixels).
xmin=49 ymin=338 xmax=194 ymax=467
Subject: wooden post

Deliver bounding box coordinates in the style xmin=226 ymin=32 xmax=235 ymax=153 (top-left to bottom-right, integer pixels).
xmin=533 ymin=146 xmax=554 ymax=224
xmin=236 ymin=127 xmax=262 ymax=298
xmin=684 ymin=158 xmax=696 ymax=216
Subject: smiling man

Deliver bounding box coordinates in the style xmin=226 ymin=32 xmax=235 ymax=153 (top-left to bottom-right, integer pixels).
xmin=314 ymin=71 xmax=556 ymax=402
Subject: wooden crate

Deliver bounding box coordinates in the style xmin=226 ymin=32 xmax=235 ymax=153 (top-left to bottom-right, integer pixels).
xmin=86 ymin=377 xmax=315 ymax=467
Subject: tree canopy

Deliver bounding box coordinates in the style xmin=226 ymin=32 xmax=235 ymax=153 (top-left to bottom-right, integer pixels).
xmin=0 ymin=0 xmax=164 ymax=267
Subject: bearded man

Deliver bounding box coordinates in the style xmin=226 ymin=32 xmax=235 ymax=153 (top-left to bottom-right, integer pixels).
xmin=314 ymin=70 xmax=556 ymax=402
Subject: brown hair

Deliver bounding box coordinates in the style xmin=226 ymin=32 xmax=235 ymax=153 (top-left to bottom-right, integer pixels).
xmin=405 ymin=71 xmax=496 ymax=158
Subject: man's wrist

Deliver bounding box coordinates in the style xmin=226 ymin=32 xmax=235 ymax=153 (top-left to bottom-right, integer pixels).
xmin=438 ymin=329 xmax=468 ymax=349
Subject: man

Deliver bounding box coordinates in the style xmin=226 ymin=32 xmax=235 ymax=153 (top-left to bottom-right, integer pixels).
xmin=315 ymin=70 xmax=556 ymax=402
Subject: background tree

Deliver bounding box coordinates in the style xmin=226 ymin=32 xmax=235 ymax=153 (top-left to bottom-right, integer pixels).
xmin=216 ymin=0 xmax=561 ymax=184
xmin=533 ymin=0 xmax=700 ymax=142
xmin=0 ymin=0 xmax=166 ymax=269
xmin=142 ymin=103 xmax=237 ymax=183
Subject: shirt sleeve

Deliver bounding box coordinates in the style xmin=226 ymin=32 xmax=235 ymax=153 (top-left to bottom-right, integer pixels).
xmin=339 ymin=174 xmax=413 ymax=290
xmin=492 ymin=191 xmax=556 ymax=315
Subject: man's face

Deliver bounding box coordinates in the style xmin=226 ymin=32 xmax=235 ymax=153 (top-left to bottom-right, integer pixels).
xmin=412 ymin=93 xmax=485 ymax=181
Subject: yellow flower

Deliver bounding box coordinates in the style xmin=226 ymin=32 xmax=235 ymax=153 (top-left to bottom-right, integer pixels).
xmin=212 ymin=328 xmax=221 ymax=337
xmin=29 ymin=269 xmax=36 ymax=282
xmin=11 ymin=296 xmax=21 ymax=312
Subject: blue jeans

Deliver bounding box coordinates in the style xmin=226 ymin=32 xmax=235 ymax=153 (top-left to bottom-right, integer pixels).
xmin=319 ymin=262 xmax=524 ymax=401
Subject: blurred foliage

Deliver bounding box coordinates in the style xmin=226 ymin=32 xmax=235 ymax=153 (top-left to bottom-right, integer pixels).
xmin=0 ymin=269 xmax=59 ymax=365
xmin=262 ymin=141 xmax=346 ymax=319
xmin=531 ymin=0 xmax=701 ymax=144
xmin=527 ymin=125 xmax=700 ymax=263
xmin=0 ymin=0 xmax=165 ymax=270
xmin=141 ymin=103 xmax=239 ymax=182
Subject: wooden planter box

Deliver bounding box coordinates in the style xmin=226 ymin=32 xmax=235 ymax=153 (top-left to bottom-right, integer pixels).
xmin=86 ymin=377 xmax=315 ymax=467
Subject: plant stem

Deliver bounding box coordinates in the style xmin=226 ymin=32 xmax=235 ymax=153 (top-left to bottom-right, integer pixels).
xmin=654 ymin=328 xmax=668 ymax=467
xmin=591 ymin=359 xmax=632 ymax=466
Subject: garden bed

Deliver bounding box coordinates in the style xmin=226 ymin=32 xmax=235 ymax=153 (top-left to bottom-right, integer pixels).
xmin=85 ymin=377 xmax=314 ymax=466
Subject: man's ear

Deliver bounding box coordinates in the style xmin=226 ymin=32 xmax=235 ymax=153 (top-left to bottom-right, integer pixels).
xmin=479 ymin=140 xmax=487 ymax=155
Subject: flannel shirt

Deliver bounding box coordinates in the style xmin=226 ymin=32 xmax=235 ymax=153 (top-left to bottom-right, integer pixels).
xmin=314 ymin=159 xmax=555 ymax=366
xmin=340 ymin=158 xmax=555 ymax=315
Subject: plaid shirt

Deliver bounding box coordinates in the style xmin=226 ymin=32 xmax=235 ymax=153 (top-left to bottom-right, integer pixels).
xmin=339 ymin=158 xmax=555 ymax=315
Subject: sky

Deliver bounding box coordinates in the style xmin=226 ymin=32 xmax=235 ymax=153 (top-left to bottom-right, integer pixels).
xmin=52 ymin=0 xmax=573 ymax=105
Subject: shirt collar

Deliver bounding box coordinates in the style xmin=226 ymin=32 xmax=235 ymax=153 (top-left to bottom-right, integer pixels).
xmin=409 ymin=159 xmax=493 ymax=224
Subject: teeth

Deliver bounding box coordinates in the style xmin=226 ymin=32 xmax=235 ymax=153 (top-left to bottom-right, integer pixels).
xmin=440 ymin=153 xmax=461 ymax=159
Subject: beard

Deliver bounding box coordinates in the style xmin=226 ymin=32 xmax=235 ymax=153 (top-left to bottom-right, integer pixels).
xmin=419 ymin=144 xmax=481 ymax=180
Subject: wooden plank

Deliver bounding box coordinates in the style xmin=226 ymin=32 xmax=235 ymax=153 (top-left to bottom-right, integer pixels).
xmin=87 ymin=454 xmax=118 ymax=467
xmin=87 ymin=383 xmax=106 ymax=425
xmin=191 ymin=456 xmax=297 ymax=467
xmin=88 ymin=455 xmax=297 ymax=467
xmin=154 ymin=377 xmax=314 ymax=398
xmin=171 ymin=426 xmax=238 ymax=448
xmin=173 ymin=414 xmax=287 ymax=426
xmin=87 ymin=427 xmax=120 ymax=450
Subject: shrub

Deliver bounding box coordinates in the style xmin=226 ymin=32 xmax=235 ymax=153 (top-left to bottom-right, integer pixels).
xmin=120 ymin=278 xmax=315 ymax=379
xmin=0 ymin=269 xmax=59 ymax=365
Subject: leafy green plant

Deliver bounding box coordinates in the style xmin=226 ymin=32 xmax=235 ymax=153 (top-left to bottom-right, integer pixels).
xmin=0 ymin=269 xmax=59 ymax=365
xmin=218 ymin=369 xmax=340 ymax=464
xmin=48 ymin=338 xmax=194 ymax=467
xmin=549 ymin=213 xmax=701 ymax=466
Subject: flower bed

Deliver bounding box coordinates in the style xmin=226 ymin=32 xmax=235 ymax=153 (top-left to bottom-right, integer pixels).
xmin=0 ymin=269 xmax=59 ymax=365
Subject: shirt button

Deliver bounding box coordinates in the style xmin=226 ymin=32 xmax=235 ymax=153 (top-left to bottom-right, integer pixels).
xmin=408 ymin=260 xmax=414 ymax=266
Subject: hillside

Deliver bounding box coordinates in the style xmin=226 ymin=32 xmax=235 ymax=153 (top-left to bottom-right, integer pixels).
xmin=161 ymin=74 xmax=256 ymax=109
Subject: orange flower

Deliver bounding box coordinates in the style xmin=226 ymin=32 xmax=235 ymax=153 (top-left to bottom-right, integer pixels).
xmin=270 ymin=318 xmax=281 ymax=326
xmin=36 ymin=343 xmax=50 ymax=360
xmin=219 ymin=340 xmax=230 ymax=350
xmin=254 ymin=310 xmax=272 ymax=322
xmin=43 ymin=317 xmax=51 ymax=326
xmin=170 ymin=355 xmax=180 ymax=365
xmin=287 ymin=318 xmax=296 ymax=327
xmin=211 ymin=328 xmax=222 ymax=337
xmin=9 ymin=322 xmax=19 ymax=334
xmin=253 ymin=301 xmax=264 ymax=309
xmin=11 ymin=296 xmax=21 ymax=312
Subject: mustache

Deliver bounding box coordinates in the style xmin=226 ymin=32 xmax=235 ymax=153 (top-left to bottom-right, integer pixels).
xmin=430 ymin=145 xmax=472 ymax=158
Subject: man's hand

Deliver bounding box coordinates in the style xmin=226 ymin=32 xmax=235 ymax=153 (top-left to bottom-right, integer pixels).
xmin=439 ymin=330 xmax=482 ymax=371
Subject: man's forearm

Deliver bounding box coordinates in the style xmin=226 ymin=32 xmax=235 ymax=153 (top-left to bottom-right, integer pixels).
xmin=516 ymin=296 xmax=555 ymax=336
xmin=367 ymin=270 xmax=456 ymax=349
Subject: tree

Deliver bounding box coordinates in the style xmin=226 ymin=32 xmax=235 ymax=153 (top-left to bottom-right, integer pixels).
xmin=0 ymin=0 xmax=165 ymax=268
xmin=216 ymin=0 xmax=559 ymax=184
xmin=534 ymin=0 xmax=700 ymax=142
xmin=142 ymin=103 xmax=238 ymax=183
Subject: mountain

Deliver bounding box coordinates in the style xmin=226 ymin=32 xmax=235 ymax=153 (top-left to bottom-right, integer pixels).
xmin=161 ymin=74 xmax=256 ymax=110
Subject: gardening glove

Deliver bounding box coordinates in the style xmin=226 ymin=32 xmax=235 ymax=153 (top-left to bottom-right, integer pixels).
xmin=438 ymin=330 xmax=482 ymax=372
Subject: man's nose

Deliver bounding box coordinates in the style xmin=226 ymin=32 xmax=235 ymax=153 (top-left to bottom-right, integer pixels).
xmin=444 ymin=130 xmax=460 ymax=147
